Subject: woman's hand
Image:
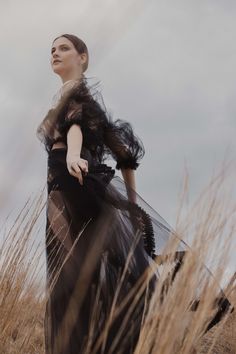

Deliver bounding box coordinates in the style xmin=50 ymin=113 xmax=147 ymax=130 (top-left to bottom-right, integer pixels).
xmin=66 ymin=152 xmax=88 ymax=185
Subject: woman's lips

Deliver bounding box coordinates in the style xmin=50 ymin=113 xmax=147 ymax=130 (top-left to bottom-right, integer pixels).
xmin=53 ymin=60 xmax=62 ymax=64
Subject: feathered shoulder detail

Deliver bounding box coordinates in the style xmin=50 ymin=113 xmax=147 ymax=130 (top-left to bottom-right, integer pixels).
xmin=36 ymin=77 xmax=105 ymax=152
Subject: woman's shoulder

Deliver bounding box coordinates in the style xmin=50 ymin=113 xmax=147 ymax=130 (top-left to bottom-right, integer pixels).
xmin=65 ymin=78 xmax=107 ymax=118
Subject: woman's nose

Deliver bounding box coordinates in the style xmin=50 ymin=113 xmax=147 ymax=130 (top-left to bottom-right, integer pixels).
xmin=52 ymin=51 xmax=59 ymax=58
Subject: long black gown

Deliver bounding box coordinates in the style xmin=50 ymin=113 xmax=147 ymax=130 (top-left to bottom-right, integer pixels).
xmin=37 ymin=78 xmax=233 ymax=354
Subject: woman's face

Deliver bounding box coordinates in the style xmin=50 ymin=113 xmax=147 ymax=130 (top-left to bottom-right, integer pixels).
xmin=50 ymin=37 xmax=85 ymax=76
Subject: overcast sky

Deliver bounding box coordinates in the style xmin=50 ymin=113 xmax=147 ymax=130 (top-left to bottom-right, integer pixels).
xmin=0 ymin=0 xmax=236 ymax=287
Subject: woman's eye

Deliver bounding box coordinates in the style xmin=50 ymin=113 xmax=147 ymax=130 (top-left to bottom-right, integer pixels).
xmin=51 ymin=46 xmax=69 ymax=54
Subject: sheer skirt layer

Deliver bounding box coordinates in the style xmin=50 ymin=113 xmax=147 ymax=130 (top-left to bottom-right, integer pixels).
xmin=44 ymin=148 xmax=232 ymax=354
xmin=45 ymin=148 xmax=156 ymax=354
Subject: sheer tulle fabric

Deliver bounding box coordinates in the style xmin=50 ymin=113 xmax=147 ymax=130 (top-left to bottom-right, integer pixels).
xmin=36 ymin=78 xmax=145 ymax=170
xmin=44 ymin=147 xmax=232 ymax=354
xmin=45 ymin=147 xmax=156 ymax=354
xmin=39 ymin=78 xmax=233 ymax=354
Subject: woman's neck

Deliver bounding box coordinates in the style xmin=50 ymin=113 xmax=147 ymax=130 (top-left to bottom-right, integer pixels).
xmin=61 ymin=71 xmax=83 ymax=84
xmin=51 ymin=77 xmax=83 ymax=109
xmin=61 ymin=78 xmax=82 ymax=95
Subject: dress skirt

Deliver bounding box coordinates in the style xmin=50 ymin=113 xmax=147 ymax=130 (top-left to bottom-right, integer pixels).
xmin=44 ymin=147 xmax=233 ymax=354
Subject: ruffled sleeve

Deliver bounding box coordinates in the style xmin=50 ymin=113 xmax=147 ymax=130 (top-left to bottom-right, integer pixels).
xmin=104 ymin=118 xmax=145 ymax=170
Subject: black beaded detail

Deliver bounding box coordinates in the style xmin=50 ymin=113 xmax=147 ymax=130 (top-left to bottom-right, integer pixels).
xmin=140 ymin=207 xmax=156 ymax=259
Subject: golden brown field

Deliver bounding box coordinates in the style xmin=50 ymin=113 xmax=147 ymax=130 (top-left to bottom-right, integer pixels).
xmin=1 ymin=165 xmax=235 ymax=354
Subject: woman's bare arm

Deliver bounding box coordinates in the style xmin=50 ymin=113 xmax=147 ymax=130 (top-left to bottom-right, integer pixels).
xmin=67 ymin=124 xmax=83 ymax=155
xmin=66 ymin=124 xmax=88 ymax=185
xmin=121 ymin=168 xmax=137 ymax=203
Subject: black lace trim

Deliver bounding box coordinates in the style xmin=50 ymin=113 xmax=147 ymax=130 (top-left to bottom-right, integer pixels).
xmin=127 ymin=202 xmax=156 ymax=259
xmin=140 ymin=207 xmax=156 ymax=259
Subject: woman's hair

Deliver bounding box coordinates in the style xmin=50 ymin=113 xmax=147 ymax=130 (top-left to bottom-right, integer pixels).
xmin=53 ymin=34 xmax=89 ymax=73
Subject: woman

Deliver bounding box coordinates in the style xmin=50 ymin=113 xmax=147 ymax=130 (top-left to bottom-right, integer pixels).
xmin=37 ymin=34 xmax=232 ymax=354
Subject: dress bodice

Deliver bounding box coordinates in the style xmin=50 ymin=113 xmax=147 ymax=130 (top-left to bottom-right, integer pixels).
xmin=36 ymin=78 xmax=145 ymax=170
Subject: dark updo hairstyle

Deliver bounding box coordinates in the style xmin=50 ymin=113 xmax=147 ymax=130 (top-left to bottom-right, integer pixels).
xmin=53 ymin=33 xmax=89 ymax=73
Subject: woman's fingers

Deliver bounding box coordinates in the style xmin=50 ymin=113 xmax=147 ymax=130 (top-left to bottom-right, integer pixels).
xmin=71 ymin=162 xmax=81 ymax=174
xmin=66 ymin=157 xmax=89 ymax=185
xmin=68 ymin=169 xmax=80 ymax=182
xmin=79 ymin=159 xmax=89 ymax=173
xmin=81 ymin=161 xmax=89 ymax=174
xmin=78 ymin=174 xmax=83 ymax=185
xmin=70 ymin=163 xmax=83 ymax=185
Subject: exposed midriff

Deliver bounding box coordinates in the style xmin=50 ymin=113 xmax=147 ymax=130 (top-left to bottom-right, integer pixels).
xmin=51 ymin=141 xmax=67 ymax=150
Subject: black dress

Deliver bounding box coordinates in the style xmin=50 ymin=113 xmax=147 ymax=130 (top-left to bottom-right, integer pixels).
xmin=37 ymin=78 xmax=233 ymax=354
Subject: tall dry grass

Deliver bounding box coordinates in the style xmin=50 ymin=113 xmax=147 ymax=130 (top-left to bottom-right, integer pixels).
xmin=0 ymin=163 xmax=236 ymax=354
xmin=0 ymin=188 xmax=46 ymax=354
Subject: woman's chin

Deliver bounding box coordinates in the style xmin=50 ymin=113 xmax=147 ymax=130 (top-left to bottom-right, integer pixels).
xmin=52 ymin=67 xmax=63 ymax=75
